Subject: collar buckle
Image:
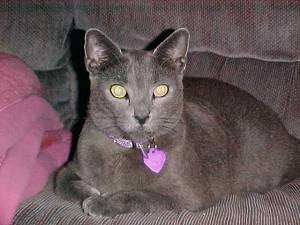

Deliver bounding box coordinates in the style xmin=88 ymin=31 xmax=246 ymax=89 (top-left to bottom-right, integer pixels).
xmin=147 ymin=137 xmax=157 ymax=149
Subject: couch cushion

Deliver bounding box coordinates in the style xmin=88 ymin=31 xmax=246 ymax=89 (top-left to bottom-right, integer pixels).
xmin=74 ymin=0 xmax=300 ymax=62
xmin=36 ymin=65 xmax=78 ymax=129
xmin=0 ymin=0 xmax=74 ymax=70
xmin=186 ymin=52 xmax=300 ymax=139
xmin=13 ymin=178 xmax=300 ymax=225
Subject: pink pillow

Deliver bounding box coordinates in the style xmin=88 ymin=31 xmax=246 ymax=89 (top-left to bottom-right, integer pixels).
xmin=0 ymin=53 xmax=71 ymax=225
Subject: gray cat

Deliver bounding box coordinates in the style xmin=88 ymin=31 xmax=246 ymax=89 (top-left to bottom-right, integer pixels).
xmin=55 ymin=28 xmax=300 ymax=217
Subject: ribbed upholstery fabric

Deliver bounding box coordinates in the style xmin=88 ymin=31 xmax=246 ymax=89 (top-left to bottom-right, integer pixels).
xmin=13 ymin=179 xmax=300 ymax=225
xmin=74 ymin=0 xmax=300 ymax=62
xmin=2 ymin=1 xmax=299 ymax=224
xmin=1 ymin=0 xmax=299 ymax=68
xmin=0 ymin=1 xmax=74 ymax=71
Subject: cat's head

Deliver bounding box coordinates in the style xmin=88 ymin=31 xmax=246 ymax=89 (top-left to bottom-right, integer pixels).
xmin=84 ymin=28 xmax=190 ymax=144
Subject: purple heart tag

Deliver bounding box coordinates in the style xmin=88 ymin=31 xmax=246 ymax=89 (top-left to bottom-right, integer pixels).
xmin=143 ymin=148 xmax=166 ymax=173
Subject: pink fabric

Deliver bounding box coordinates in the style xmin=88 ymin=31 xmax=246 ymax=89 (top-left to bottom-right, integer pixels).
xmin=0 ymin=53 xmax=41 ymax=110
xmin=0 ymin=53 xmax=71 ymax=225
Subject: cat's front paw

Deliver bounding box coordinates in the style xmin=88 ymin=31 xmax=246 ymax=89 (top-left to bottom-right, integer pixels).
xmin=82 ymin=195 xmax=129 ymax=217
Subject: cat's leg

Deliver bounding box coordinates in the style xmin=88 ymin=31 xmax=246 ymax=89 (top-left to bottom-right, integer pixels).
xmin=82 ymin=190 xmax=178 ymax=217
xmin=55 ymin=164 xmax=101 ymax=204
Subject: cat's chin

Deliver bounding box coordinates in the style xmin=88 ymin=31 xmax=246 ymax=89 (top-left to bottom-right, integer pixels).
xmin=127 ymin=129 xmax=153 ymax=145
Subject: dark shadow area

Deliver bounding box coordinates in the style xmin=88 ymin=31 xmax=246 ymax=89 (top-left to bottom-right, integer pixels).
xmin=69 ymin=29 xmax=90 ymax=160
xmin=144 ymin=29 xmax=175 ymax=50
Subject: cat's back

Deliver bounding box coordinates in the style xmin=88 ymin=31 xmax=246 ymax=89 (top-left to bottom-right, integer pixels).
xmin=183 ymin=77 xmax=279 ymax=126
xmin=182 ymin=77 xmax=297 ymax=150
xmin=183 ymin=77 xmax=300 ymax=190
xmin=183 ymin=77 xmax=293 ymax=138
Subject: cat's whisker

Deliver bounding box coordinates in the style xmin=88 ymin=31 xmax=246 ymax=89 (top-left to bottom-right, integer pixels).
xmin=160 ymin=122 xmax=176 ymax=128
xmin=158 ymin=116 xmax=176 ymax=120
xmin=159 ymin=118 xmax=177 ymax=122
xmin=159 ymin=118 xmax=179 ymax=126
xmin=161 ymin=125 xmax=177 ymax=135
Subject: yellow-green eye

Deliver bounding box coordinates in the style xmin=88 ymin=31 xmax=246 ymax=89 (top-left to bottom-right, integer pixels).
xmin=110 ymin=84 xmax=127 ymax=98
xmin=153 ymin=84 xmax=169 ymax=97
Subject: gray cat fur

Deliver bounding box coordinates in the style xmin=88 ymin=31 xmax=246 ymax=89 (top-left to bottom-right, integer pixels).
xmin=55 ymin=28 xmax=300 ymax=217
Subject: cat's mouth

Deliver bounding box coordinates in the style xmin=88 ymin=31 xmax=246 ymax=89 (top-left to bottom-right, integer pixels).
xmin=127 ymin=127 xmax=153 ymax=145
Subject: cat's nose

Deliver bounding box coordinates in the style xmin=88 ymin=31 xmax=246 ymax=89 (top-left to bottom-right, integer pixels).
xmin=134 ymin=115 xmax=149 ymax=125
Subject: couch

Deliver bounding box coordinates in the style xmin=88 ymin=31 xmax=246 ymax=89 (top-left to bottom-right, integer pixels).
xmin=0 ymin=0 xmax=299 ymax=224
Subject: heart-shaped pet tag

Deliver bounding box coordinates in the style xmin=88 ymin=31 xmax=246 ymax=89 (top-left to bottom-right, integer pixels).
xmin=143 ymin=148 xmax=166 ymax=173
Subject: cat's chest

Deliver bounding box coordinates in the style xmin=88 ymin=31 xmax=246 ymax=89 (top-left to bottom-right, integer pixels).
xmin=95 ymin=150 xmax=156 ymax=192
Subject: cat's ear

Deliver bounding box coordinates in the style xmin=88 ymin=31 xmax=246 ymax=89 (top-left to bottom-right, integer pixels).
xmin=84 ymin=29 xmax=123 ymax=74
xmin=153 ymin=28 xmax=190 ymax=71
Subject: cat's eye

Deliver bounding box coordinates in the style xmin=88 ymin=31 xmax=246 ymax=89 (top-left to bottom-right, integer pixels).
xmin=153 ymin=84 xmax=169 ymax=97
xmin=110 ymin=84 xmax=127 ymax=98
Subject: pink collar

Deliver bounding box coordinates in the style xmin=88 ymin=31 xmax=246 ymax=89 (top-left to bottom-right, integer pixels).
xmin=110 ymin=136 xmax=166 ymax=174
